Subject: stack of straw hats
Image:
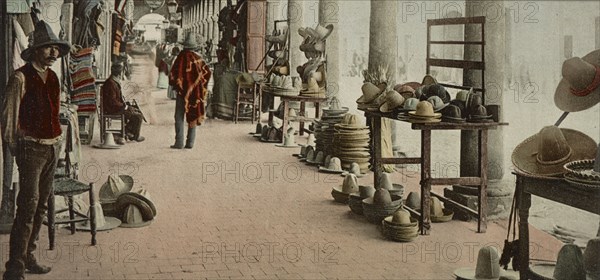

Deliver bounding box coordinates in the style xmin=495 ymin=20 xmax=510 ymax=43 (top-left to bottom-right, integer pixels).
xmin=563 ymin=143 xmax=600 ymax=189
xmin=313 ymin=105 xmax=347 ymax=157
xmin=381 ymin=208 xmax=418 ymax=242
xmin=333 ymin=114 xmax=371 ymax=173
xmin=348 ymin=185 xmax=375 ymax=215
xmin=362 ymin=188 xmax=403 ymax=224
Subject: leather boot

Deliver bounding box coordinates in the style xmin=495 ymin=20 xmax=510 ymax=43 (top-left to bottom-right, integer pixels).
xmin=25 ymin=254 xmax=51 ymax=274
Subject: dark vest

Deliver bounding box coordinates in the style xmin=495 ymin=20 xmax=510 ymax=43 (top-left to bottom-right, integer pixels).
xmin=18 ymin=63 xmax=62 ymax=139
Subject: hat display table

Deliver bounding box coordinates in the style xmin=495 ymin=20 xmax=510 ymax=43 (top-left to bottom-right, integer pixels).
xmin=513 ymin=171 xmax=600 ymax=280
xmin=262 ymin=87 xmax=327 ymax=143
xmin=363 ymin=110 xmax=508 ymax=235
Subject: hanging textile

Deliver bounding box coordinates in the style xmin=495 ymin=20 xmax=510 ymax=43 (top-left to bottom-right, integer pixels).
xmin=69 ymin=47 xmax=97 ymax=112
xmin=112 ymin=13 xmax=126 ymax=58
xmin=72 ymin=0 xmax=104 ymax=48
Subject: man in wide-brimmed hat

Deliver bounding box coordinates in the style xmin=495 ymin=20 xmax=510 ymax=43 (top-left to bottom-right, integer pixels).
xmin=101 ymin=63 xmax=146 ymax=144
xmin=169 ymin=32 xmax=212 ymax=149
xmin=1 ymin=20 xmax=70 ymax=280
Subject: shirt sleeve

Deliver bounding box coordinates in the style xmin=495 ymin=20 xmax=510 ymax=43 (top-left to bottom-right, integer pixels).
xmin=1 ymin=71 xmax=25 ymax=153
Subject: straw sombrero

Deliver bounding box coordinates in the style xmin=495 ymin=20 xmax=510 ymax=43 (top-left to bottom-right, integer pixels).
xmin=512 ymin=126 xmax=597 ymax=177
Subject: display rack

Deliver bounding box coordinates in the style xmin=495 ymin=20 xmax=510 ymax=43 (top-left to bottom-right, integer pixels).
xmin=426 ymin=16 xmax=486 ymax=102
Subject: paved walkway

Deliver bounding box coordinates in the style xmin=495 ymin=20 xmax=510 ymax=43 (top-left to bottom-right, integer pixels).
xmin=0 ymin=56 xmax=562 ymax=280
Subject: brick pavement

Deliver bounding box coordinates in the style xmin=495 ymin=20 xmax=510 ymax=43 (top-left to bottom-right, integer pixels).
xmin=0 ymin=56 xmax=562 ymax=280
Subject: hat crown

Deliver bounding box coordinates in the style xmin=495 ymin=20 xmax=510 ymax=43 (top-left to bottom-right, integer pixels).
xmin=99 ymin=174 xmax=133 ymax=202
xmin=396 ymin=85 xmax=415 ymax=95
xmin=554 ymin=244 xmax=585 ymax=280
xmin=391 ymin=209 xmax=411 ymax=224
xmin=314 ymin=151 xmax=324 ymax=163
xmin=306 ymin=134 xmax=316 ymax=146
xmin=467 ymin=93 xmax=483 ymax=109
xmin=31 ymin=21 xmax=60 ymax=48
xmin=360 ymin=82 xmax=382 ymax=103
xmin=350 ymin=163 xmax=361 ymax=175
xmin=562 ymin=57 xmax=597 ymax=91
xmin=123 ymin=205 xmax=145 ymax=225
xmin=537 ymin=126 xmax=572 ymax=164
xmin=584 ymin=238 xmax=600 ymax=273
xmin=430 ymin=197 xmax=444 ymax=217
xmin=183 ymin=33 xmax=198 ymax=49
xmin=471 ymin=104 xmax=489 ymax=118
xmin=404 ymin=98 xmax=419 ymax=110
xmin=427 ymin=96 xmax=446 ymax=110
xmin=456 ymin=89 xmax=471 ymax=102
xmin=379 ymin=173 xmax=393 ymax=190
xmin=359 ymin=185 xmax=375 ymax=198
xmin=406 ymin=192 xmax=421 ymax=210
xmin=421 ymin=74 xmax=437 ymax=86
xmin=342 ymin=174 xmax=359 ymax=193
xmin=373 ymin=188 xmax=392 ymax=205
xmin=415 ymin=101 xmax=435 ymax=116
xmin=475 ymin=246 xmax=501 ymax=278
xmin=306 ymin=149 xmax=315 ymax=161
xmin=443 ymin=104 xmax=462 ymax=119
xmin=329 ymin=96 xmax=342 ymax=110
xmin=328 ymin=157 xmax=341 ymax=170
xmin=103 ymin=132 xmax=117 ymax=146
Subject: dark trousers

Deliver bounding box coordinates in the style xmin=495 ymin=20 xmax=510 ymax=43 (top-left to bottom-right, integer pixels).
xmin=4 ymin=140 xmax=58 ymax=278
xmin=124 ymin=108 xmax=143 ymax=140
xmin=174 ymin=94 xmax=196 ymax=148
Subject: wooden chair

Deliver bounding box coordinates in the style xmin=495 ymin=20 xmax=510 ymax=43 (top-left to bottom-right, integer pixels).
xmin=234 ymin=82 xmax=260 ymax=124
xmin=96 ymin=80 xmax=126 ymax=142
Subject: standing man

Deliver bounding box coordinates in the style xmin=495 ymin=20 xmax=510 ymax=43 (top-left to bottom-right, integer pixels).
xmin=101 ymin=63 xmax=145 ymax=144
xmin=169 ymin=33 xmax=212 ymax=149
xmin=1 ymin=21 xmax=70 ymax=280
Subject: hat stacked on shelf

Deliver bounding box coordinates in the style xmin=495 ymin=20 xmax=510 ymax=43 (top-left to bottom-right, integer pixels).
xmin=348 ymin=185 xmax=375 ymax=215
xmin=362 ymin=188 xmax=403 ymax=224
xmin=312 ymin=101 xmax=347 ymax=157
xmin=381 ymin=208 xmax=418 ymax=242
xmin=333 ymin=114 xmax=371 ymax=173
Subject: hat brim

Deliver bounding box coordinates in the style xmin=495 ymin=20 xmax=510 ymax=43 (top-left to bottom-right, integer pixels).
xmin=21 ymin=40 xmax=71 ymax=61
xmin=511 ymin=128 xmax=598 ymax=177
xmin=408 ymin=111 xmax=442 ymax=118
xmin=431 ymin=208 xmax=454 ymax=222
xmin=275 ymin=143 xmax=298 ymax=148
xmin=554 ymin=49 xmax=600 ymax=112
xmin=120 ymin=219 xmax=152 ymax=228
xmin=116 ymin=193 xmax=156 ymax=220
xmin=528 ymin=263 xmax=554 ymax=280
xmin=318 ymin=166 xmax=344 ymax=174
xmin=76 ymin=217 xmax=122 ymax=231
xmin=92 ymin=143 xmax=121 ymax=149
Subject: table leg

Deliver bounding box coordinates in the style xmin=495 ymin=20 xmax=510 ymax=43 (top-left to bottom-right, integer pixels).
xmin=372 ymin=116 xmax=383 ymax=188
xmin=315 ymin=102 xmax=321 ymax=119
xmin=478 ymin=129 xmax=488 ymax=233
xmin=516 ymin=176 xmax=531 ymax=280
xmin=267 ymin=93 xmax=274 ymax=126
xmin=421 ymin=130 xmax=431 ymax=235
xmin=300 ymin=101 xmax=306 ymax=136
xmin=281 ymin=100 xmax=289 ymax=144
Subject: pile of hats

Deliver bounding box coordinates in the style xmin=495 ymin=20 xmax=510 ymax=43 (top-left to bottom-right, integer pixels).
xmin=378 ymin=84 xmax=418 ymax=114
xmin=348 ymin=185 xmax=374 ymax=215
xmin=313 ymin=102 xmax=347 ymax=157
xmin=529 ymin=241 xmax=600 ymax=280
xmin=443 ymin=88 xmax=494 ymax=123
xmin=333 ymin=114 xmax=371 ymax=173
xmin=378 ymin=173 xmax=405 ymax=197
xmin=98 ymin=174 xmax=157 ymax=228
xmin=356 ymin=82 xmax=386 ymax=111
xmin=264 ymin=74 xmax=300 ymax=96
xmin=296 ymin=24 xmax=333 ymax=98
xmin=430 ymin=197 xmax=453 ymax=223
xmin=294 ymin=134 xmax=315 ymax=158
xmin=381 ymin=208 xmax=418 ymax=242
xmin=331 ymin=173 xmax=359 ymax=203
xmin=362 ymin=188 xmax=403 ymax=224
xmin=259 ymin=123 xmax=283 ymax=143
xmin=512 ymin=125 xmax=597 ymax=178
xmin=563 ymin=143 xmax=600 ymax=190
xmin=454 ymin=245 xmax=520 ymax=280
xmin=265 ymin=27 xmax=289 ymax=76
xmin=305 ymin=149 xmax=325 ymax=166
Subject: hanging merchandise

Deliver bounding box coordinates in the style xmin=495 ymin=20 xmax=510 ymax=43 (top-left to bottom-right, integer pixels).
xmin=112 ymin=13 xmax=126 ymax=58
xmin=69 ymin=47 xmax=97 ymax=113
xmin=73 ymin=0 xmax=105 ymax=48
xmin=7 ymin=0 xmax=30 ymax=14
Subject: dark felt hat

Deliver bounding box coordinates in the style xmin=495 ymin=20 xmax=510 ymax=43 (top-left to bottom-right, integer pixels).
xmin=21 ymin=20 xmax=70 ymax=61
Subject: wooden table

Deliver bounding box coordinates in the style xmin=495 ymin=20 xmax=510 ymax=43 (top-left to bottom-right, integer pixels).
xmin=514 ymin=171 xmax=600 ymax=279
xmin=262 ymin=87 xmax=327 ymax=141
xmin=364 ymin=110 xmax=507 ymax=235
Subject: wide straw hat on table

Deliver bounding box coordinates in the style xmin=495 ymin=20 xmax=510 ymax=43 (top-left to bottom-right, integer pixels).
xmin=511 ymin=126 xmax=597 ymax=177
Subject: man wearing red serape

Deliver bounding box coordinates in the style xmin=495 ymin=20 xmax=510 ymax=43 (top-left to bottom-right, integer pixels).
xmin=169 ymin=33 xmax=212 ymax=149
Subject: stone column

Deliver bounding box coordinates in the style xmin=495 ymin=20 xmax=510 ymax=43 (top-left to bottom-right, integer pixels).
xmin=318 ymin=0 xmax=339 ymax=99
xmin=288 ymin=0 xmax=304 ymax=73
xmin=368 ymin=0 xmax=397 ymax=175
xmin=451 ymin=0 xmax=511 ymax=218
